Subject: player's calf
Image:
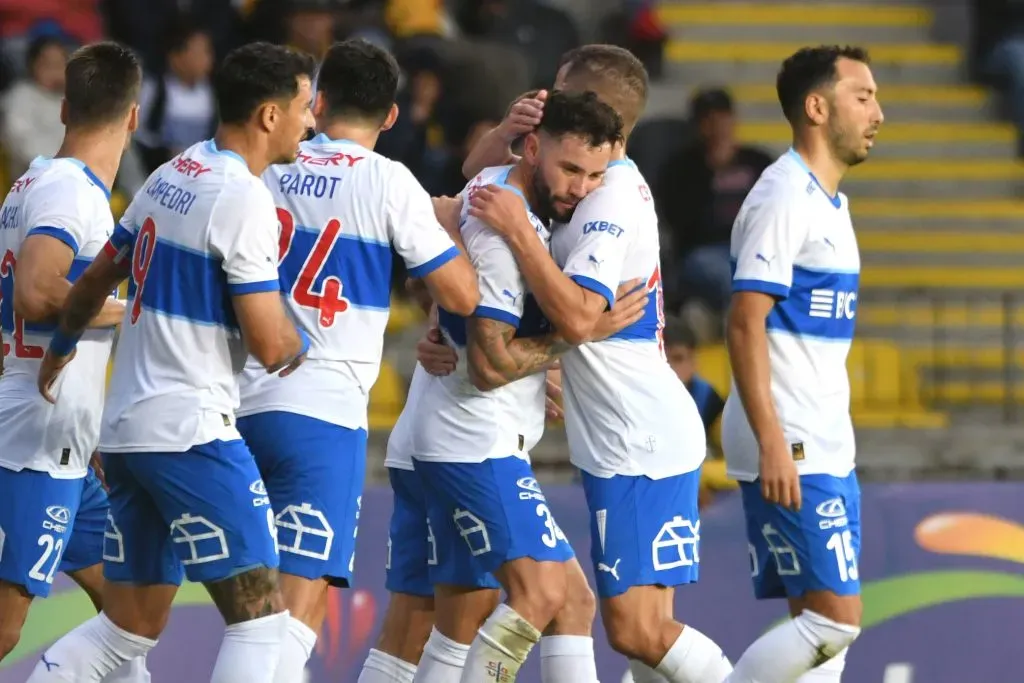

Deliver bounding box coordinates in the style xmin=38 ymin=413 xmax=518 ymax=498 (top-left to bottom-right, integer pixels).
xmin=541 ymin=558 xmax=599 ymax=683
xmin=0 ymin=580 xmax=32 ymax=660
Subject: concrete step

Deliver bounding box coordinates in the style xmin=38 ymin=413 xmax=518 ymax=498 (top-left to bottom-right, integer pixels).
xmin=858 ymin=301 xmax=1024 ymax=331
xmin=644 ymin=82 xmax=995 ymax=123
xmin=841 ymin=159 xmax=1024 ymax=198
xmin=658 ymin=3 xmax=934 ymax=43
xmin=856 ymin=231 xmax=1024 ymax=265
xmin=860 ymin=264 xmax=1024 ymax=289
xmin=666 ymin=41 xmax=965 ymax=84
xmin=852 ymin=199 xmax=1024 ymax=230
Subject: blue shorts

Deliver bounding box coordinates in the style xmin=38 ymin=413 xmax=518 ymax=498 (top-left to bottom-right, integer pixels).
xmin=0 ymin=467 xmax=83 ymax=597
xmin=581 ymin=470 xmax=702 ymax=598
xmin=60 ymin=468 xmax=108 ymax=574
xmin=237 ymin=412 xmax=366 ymax=587
xmin=385 ymin=467 xmax=499 ymax=596
xmin=740 ymin=471 xmax=862 ymax=600
xmin=413 ymin=456 xmax=574 ymax=577
xmin=102 ymin=440 xmax=279 ymax=586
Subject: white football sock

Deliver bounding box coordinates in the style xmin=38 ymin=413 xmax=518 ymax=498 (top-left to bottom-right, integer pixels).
xmin=460 ymin=604 xmax=541 ymax=683
xmin=273 ymin=616 xmax=318 ymax=683
xmin=412 ymin=628 xmax=470 ymax=683
xmin=796 ymin=647 xmax=849 ymax=681
xmin=728 ymin=611 xmax=860 ymax=683
xmin=655 ymin=625 xmax=733 ymax=683
xmin=540 ymin=635 xmax=599 ymax=683
xmin=103 ymin=657 xmax=151 ymax=683
xmin=359 ymin=648 xmax=418 ymax=683
xmin=26 ymin=613 xmax=157 ymax=683
xmin=629 ymin=659 xmax=669 ymax=682
xmin=211 ymin=611 xmax=289 ymax=683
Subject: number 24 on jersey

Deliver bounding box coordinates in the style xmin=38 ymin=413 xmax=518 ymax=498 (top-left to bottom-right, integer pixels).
xmin=276 ymin=207 xmax=349 ymax=328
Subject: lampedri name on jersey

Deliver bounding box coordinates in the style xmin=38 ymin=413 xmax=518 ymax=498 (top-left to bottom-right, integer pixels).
xmin=723 ymin=149 xmax=860 ymax=483
xmin=0 ymin=157 xmax=116 ymax=477
xmin=411 ymin=177 xmax=551 ymax=465
xmin=236 ymin=135 xmax=458 ymax=432
xmin=550 ymin=158 xmax=706 ymax=481
xmin=101 ymin=140 xmax=282 ymax=454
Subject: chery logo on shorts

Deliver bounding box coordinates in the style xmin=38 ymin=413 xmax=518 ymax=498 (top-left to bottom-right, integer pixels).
xmin=45 ymin=506 xmax=71 ymax=525
xmin=816 ymin=498 xmax=849 ymax=531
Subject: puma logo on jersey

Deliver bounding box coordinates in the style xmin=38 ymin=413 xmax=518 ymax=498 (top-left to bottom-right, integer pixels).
xmin=755 ymin=253 xmax=775 ymax=267
xmin=502 ymin=289 xmax=521 ymax=305
xmin=597 ymin=558 xmax=621 ymax=581
xmin=588 ymin=254 xmax=604 ymax=267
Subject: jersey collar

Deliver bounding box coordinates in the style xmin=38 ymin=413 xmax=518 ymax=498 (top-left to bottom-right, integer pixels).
xmin=786 ymin=148 xmax=841 ymax=210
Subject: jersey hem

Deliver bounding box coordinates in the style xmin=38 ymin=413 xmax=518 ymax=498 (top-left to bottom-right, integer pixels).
xmin=234 ymin=404 xmax=368 ymax=432
xmin=569 ymin=274 xmax=614 ymax=309
xmin=0 ymin=460 xmax=88 ymax=479
xmin=407 ymin=245 xmax=459 ymax=279
xmin=26 ymin=226 xmax=80 ymax=255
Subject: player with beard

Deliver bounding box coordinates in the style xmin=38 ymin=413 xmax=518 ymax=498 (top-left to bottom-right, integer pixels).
xmin=392 ymin=90 xmax=633 ymax=683
xmin=722 ymin=46 xmax=883 ymax=683
xmin=31 ymin=42 xmax=316 ymax=683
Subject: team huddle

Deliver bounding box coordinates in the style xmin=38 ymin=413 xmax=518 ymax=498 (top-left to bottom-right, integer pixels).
xmin=0 ymin=31 xmax=882 ymax=683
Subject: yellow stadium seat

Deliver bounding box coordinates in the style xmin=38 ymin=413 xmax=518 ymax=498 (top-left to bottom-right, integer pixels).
xmin=110 ymin=191 xmax=129 ymax=222
xmin=368 ymin=360 xmax=406 ymax=430
xmin=386 ymin=295 xmax=425 ymax=335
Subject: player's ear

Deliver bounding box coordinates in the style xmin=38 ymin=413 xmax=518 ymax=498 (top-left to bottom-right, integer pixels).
xmin=126 ymin=103 xmax=140 ymax=135
xmin=259 ymin=101 xmax=278 ymax=133
xmin=59 ymin=98 xmax=68 ymax=126
xmin=522 ymin=132 xmax=541 ymax=164
xmin=804 ymin=92 xmax=827 ymax=126
xmin=312 ymin=91 xmax=327 ymax=119
xmin=381 ymin=102 xmax=399 ymax=132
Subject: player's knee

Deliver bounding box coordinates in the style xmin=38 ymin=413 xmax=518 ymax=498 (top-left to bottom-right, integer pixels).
xmin=799 ymin=592 xmax=862 ymax=628
xmin=793 ymin=609 xmax=861 ymax=659
xmin=555 ymin=575 xmax=596 ymax=632
xmin=508 ymin=562 xmax=567 ymax=627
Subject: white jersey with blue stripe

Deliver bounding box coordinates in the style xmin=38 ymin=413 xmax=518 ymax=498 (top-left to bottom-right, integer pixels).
xmin=100 ymin=140 xmax=282 ymax=453
xmin=551 ymin=158 xmax=706 ymax=480
xmin=0 ymin=157 xmax=115 ymax=477
xmin=722 ymin=150 xmax=859 ymax=482
xmin=237 ymin=135 xmax=458 ymax=431
xmin=408 ymin=166 xmax=552 ymax=465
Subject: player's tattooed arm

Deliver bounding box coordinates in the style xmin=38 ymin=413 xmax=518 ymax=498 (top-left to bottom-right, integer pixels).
xmin=204 ymin=566 xmax=285 ymax=625
xmin=467 ymin=317 xmax=570 ymax=390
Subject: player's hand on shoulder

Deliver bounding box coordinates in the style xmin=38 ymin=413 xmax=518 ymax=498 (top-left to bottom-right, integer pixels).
xmin=498 ymin=90 xmax=547 ymax=142
xmin=417 ymin=326 xmax=457 ymax=376
xmin=758 ymin=433 xmax=802 ymax=511
xmin=38 ymin=348 xmax=77 ymax=404
xmin=431 ymin=195 xmax=465 ymax=245
xmin=589 ymin=278 xmax=647 ymax=342
xmin=468 ymin=185 xmax=532 ymax=239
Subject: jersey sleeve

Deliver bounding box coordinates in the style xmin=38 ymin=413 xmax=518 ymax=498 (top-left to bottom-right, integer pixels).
xmin=103 ymin=190 xmax=143 ymax=265
xmin=386 ymin=161 xmax=459 ymax=279
xmin=467 ymin=226 xmax=525 ymax=328
xmin=730 ymin=193 xmax=809 ymax=299
xmin=210 ymin=179 xmax=282 ymax=295
xmin=23 ymin=177 xmax=95 ymax=255
xmin=559 ymin=184 xmax=634 ymax=309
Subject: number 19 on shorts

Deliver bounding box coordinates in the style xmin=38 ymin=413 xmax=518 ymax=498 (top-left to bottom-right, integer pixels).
xmin=826 ymin=529 xmax=858 ymax=582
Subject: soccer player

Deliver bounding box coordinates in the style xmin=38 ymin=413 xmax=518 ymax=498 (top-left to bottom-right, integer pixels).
xmin=235 ymin=39 xmax=479 ymax=681
xmin=461 ymin=45 xmax=733 ymax=682
xmin=0 ymin=41 xmax=150 ymax=682
xmin=405 ymin=91 xmax=626 ymax=683
xmin=722 ymin=46 xmax=882 ymax=683
xmin=28 ymin=42 xmax=317 ymax=683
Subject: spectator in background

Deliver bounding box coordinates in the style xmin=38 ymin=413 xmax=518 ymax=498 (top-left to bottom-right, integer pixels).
xmin=655 ymin=88 xmax=772 ymax=339
xmin=974 ymin=0 xmax=1024 ymax=155
xmin=135 ymin=22 xmax=216 ymax=173
xmin=1 ymin=34 xmax=68 ymax=178
xmin=662 ymin=316 xmax=737 ymax=508
xmin=0 ymin=4 xmax=100 ymax=74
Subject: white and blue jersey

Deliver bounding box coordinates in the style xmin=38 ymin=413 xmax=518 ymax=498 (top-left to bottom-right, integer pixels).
xmin=99 ymin=140 xmax=280 ymax=586
xmin=409 ymin=167 xmax=573 ymax=579
xmin=723 ymin=149 xmax=861 ymax=599
xmin=551 ymin=158 xmax=705 ymax=598
xmin=235 ymin=135 xmax=458 ymax=586
xmin=0 ymin=157 xmax=117 ymax=596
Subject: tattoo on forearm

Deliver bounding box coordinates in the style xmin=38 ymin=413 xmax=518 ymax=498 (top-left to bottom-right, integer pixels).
xmin=60 ymin=276 xmax=109 ymax=337
xmin=472 ymin=318 xmax=569 ymax=384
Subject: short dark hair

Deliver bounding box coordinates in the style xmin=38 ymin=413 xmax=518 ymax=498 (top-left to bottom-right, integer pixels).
xmin=166 ymin=20 xmax=208 ymax=56
xmin=63 ymin=42 xmax=141 ymax=128
xmin=690 ymin=87 xmax=733 ymax=122
xmin=557 ymin=44 xmax=648 ymax=135
xmin=317 ymin=39 xmax=400 ymax=123
xmin=776 ymin=45 xmax=870 ymax=124
xmin=538 ymin=90 xmax=623 ymax=149
xmin=663 ymin=316 xmax=697 ymax=349
xmin=214 ymin=42 xmax=317 ymax=126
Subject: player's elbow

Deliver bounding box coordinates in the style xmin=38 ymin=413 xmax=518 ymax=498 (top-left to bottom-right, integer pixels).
xmin=467 ymin=359 xmax=507 ymax=391
xmin=559 ymin=316 xmax=595 ymax=346
xmin=428 ymin=268 xmax=480 ymax=317
xmin=249 ymin=335 xmax=298 ymax=372
xmin=13 ymin=281 xmax=54 ymax=323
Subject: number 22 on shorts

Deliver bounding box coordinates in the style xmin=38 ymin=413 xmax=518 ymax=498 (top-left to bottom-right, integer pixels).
xmin=276 ymin=207 xmax=349 ymax=328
